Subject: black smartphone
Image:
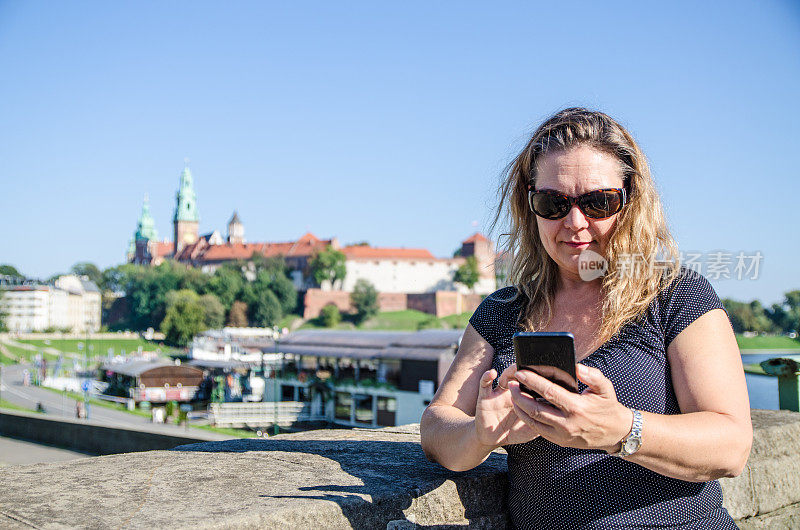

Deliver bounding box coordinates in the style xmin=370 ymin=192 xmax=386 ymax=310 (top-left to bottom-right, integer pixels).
xmin=513 ymin=332 xmax=579 ymax=403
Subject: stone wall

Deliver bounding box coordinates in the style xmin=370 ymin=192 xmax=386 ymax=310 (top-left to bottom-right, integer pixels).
xmin=1 ymin=410 xmax=798 ymax=528
xmin=303 ymin=289 xmax=482 ymax=319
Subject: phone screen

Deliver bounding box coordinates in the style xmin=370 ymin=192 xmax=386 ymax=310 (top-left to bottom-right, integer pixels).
xmin=513 ymin=332 xmax=578 ymax=402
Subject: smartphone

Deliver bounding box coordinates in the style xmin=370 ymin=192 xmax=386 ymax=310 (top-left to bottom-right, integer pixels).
xmin=513 ymin=332 xmax=579 ymax=403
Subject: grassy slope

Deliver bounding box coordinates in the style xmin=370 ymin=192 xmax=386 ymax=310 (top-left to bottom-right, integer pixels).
xmin=299 ymin=309 xmax=473 ymax=332
xmin=18 ymin=337 xmax=172 ymax=356
xmin=736 ymin=335 xmax=800 ymax=350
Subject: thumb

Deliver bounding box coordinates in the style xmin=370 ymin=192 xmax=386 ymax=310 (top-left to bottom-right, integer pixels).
xmin=478 ymin=369 xmax=498 ymax=399
xmin=577 ymin=364 xmax=615 ymax=397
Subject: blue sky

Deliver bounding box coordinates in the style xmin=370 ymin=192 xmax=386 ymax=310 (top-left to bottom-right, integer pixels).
xmin=0 ymin=1 xmax=798 ymax=305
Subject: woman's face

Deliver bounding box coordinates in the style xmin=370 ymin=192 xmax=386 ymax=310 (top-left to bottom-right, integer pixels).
xmin=533 ymin=145 xmax=625 ymax=282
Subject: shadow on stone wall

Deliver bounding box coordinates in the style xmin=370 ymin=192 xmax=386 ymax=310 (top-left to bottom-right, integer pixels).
xmin=172 ymin=436 xmax=509 ymax=528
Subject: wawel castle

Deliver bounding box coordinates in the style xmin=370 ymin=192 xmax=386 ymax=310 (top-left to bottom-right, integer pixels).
xmin=128 ymin=165 xmax=497 ymax=317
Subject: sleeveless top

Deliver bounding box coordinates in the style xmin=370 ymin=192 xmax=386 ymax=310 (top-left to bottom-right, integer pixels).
xmin=468 ymin=268 xmax=738 ymax=529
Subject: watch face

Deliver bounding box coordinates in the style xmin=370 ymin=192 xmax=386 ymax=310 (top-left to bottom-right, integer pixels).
xmin=624 ymin=438 xmax=641 ymax=454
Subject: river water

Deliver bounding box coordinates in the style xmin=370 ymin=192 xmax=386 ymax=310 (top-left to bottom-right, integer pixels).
xmin=742 ymin=353 xmax=782 ymax=410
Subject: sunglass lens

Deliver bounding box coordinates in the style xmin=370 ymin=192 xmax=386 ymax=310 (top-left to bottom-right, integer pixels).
xmin=530 ymin=192 xmax=570 ymax=219
xmin=581 ymin=190 xmax=622 ymax=218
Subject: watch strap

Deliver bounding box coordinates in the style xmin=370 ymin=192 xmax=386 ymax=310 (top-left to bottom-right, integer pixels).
xmin=615 ymin=408 xmax=643 ymax=458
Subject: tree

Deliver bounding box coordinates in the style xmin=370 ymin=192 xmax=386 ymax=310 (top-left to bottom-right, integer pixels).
xmin=269 ymin=274 xmax=297 ymax=315
xmin=161 ymin=289 xmax=206 ymax=347
xmin=320 ymin=304 xmax=341 ymax=327
xmin=0 ymin=264 xmax=23 ymax=278
xmin=199 ymin=293 xmax=225 ymax=329
xmin=454 ymin=256 xmax=480 ymax=291
xmin=227 ymin=301 xmax=248 ymax=327
xmin=249 ymin=289 xmax=282 ymax=327
xmin=70 ymin=262 xmax=102 ymax=287
xmin=309 ymin=246 xmax=347 ymax=289
xmin=0 ymin=289 xmax=7 ymax=332
xmin=350 ymin=279 xmax=379 ymax=324
xmin=206 ymin=267 xmax=244 ymax=311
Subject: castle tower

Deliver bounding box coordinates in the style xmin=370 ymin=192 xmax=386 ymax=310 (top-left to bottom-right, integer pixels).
xmin=173 ymin=163 xmax=200 ymax=254
xmin=227 ymin=211 xmax=245 ymax=244
xmin=131 ymin=195 xmax=160 ymax=264
xmin=460 ymin=233 xmax=496 ymax=292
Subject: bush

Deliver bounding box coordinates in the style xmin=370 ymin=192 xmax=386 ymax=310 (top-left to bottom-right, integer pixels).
xmin=350 ymin=279 xmax=379 ymax=325
xmin=320 ymin=305 xmax=341 ymax=328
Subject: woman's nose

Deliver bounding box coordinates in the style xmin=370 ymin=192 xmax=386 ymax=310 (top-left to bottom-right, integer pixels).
xmin=563 ymin=204 xmax=589 ymax=230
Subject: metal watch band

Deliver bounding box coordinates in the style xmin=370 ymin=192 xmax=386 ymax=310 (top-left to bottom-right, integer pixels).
xmin=615 ymin=408 xmax=643 ymax=458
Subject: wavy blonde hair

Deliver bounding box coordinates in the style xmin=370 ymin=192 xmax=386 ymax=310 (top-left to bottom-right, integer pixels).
xmin=493 ymin=107 xmax=681 ymax=344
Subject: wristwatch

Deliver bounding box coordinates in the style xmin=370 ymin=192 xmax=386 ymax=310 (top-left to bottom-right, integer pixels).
xmin=614 ymin=408 xmax=643 ymax=458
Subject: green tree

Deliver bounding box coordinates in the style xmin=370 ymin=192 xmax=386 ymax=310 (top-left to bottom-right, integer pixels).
xmin=0 ymin=265 xmax=23 ymax=278
xmin=249 ymin=289 xmax=282 ymax=327
xmin=269 ymin=274 xmax=297 ymax=315
xmin=0 ymin=289 xmax=7 ymax=332
xmin=320 ymin=304 xmax=341 ymax=327
xmin=199 ymin=293 xmax=225 ymax=329
xmin=309 ymin=246 xmax=347 ymax=288
xmin=70 ymin=262 xmax=103 ymax=287
xmin=161 ymin=289 xmax=206 ymax=347
xmin=227 ymin=300 xmax=249 ymax=327
xmin=454 ymin=256 xmax=480 ymax=291
xmin=722 ymin=299 xmax=774 ymax=333
xmin=206 ymin=267 xmax=244 ymax=311
xmin=350 ymin=279 xmax=379 ymax=324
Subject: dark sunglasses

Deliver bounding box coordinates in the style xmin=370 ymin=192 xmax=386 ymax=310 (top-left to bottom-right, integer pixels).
xmin=527 ymin=186 xmax=628 ymax=220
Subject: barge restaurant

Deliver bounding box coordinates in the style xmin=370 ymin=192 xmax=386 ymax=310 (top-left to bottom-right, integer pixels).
xmin=271 ymin=329 xmax=462 ymax=428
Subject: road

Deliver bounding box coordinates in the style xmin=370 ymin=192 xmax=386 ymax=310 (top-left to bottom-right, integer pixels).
xmin=0 ymin=363 xmax=220 ymax=437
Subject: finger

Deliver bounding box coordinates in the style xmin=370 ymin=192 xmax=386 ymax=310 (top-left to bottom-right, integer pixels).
xmin=576 ymin=364 xmax=616 ymax=397
xmin=478 ymin=369 xmax=498 ymax=399
xmin=497 ymin=364 xmax=518 ymax=389
xmin=510 ymin=394 xmax=558 ymax=437
xmin=515 ymin=369 xmax=579 ymax=413
xmin=508 ymin=380 xmax=566 ymax=426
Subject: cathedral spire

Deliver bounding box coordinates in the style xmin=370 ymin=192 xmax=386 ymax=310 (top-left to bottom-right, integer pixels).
xmin=173 ymin=162 xmax=200 ymax=253
xmin=135 ymin=194 xmax=159 ymax=242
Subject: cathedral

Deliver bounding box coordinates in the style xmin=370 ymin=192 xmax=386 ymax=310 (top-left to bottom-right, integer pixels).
xmin=128 ymin=165 xmax=497 ymax=296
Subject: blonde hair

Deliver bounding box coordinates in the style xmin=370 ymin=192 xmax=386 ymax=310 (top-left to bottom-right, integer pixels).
xmin=493 ymin=107 xmax=681 ymax=344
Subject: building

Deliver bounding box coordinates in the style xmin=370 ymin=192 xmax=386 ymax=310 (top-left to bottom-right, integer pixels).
xmin=128 ymin=164 xmax=497 ymax=312
xmin=0 ymin=275 xmax=101 ymax=333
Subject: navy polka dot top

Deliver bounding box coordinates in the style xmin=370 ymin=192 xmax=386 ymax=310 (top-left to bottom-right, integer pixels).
xmin=468 ymin=267 xmax=738 ymax=529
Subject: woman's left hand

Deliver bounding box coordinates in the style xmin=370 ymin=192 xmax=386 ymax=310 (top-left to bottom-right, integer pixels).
xmin=508 ymin=364 xmax=633 ymax=452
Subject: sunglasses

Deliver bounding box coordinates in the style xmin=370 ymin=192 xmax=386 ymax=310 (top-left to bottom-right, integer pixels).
xmin=527 ymin=186 xmax=628 ymax=220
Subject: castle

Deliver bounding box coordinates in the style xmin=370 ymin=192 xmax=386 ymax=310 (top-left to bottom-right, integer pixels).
xmin=128 ymin=165 xmax=496 ymax=314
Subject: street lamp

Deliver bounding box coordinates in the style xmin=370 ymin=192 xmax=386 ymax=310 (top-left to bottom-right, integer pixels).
xmin=272 ymin=327 xmax=280 ymax=435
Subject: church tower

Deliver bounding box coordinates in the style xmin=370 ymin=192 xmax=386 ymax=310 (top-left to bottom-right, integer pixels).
xmin=227 ymin=211 xmax=245 ymax=244
xmin=173 ymin=163 xmax=200 ymax=254
xmin=131 ymin=195 xmax=160 ymax=264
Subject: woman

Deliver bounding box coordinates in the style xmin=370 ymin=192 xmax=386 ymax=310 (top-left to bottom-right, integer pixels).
xmin=420 ymin=108 xmax=751 ymax=528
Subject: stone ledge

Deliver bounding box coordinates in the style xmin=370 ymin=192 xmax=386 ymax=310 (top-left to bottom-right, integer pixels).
xmin=0 ymin=410 xmax=797 ymax=528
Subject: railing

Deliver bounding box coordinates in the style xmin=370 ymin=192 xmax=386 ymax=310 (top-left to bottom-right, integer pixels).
xmin=209 ymin=401 xmax=327 ymax=428
xmin=760 ymin=355 xmax=800 ymax=411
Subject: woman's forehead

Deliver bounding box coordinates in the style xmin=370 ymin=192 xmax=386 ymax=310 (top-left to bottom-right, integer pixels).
xmin=535 ymin=146 xmax=623 ymax=191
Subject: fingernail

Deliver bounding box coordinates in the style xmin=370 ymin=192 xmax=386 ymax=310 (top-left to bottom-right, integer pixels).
xmin=516 ymin=371 xmax=528 ymax=382
xmin=577 ymin=364 xmax=589 ymax=376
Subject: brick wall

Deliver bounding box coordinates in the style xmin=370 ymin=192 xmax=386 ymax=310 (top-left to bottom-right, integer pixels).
xmin=298 ymin=291 xmax=486 ymax=319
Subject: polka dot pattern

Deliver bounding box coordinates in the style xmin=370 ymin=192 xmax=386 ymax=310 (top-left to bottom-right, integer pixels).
xmin=469 ymin=268 xmax=737 ymax=529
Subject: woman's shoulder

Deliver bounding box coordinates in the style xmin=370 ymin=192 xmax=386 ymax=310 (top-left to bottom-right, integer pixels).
xmin=468 ymin=285 xmax=525 ymax=349
xmin=657 ymin=266 xmax=726 ymax=347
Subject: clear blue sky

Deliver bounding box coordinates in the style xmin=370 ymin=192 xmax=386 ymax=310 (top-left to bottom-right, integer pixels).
xmin=1 ymin=1 xmax=798 ymax=305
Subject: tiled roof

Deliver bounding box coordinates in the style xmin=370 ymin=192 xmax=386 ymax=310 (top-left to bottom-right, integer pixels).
xmin=178 ymin=234 xmax=334 ymax=263
xmin=462 ymin=232 xmax=489 ymax=244
xmin=154 ymin=241 xmax=174 ymax=258
xmin=342 ymin=246 xmax=436 ymax=259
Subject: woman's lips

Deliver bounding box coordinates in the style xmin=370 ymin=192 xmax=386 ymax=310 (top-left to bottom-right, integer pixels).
xmin=564 ymin=241 xmax=591 ymax=248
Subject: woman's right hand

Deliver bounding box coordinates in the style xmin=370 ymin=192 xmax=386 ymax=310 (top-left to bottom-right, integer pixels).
xmin=475 ymin=365 xmax=541 ymax=447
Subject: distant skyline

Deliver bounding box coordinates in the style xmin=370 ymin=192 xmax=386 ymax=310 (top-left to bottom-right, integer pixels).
xmin=1 ymin=1 xmax=798 ymax=304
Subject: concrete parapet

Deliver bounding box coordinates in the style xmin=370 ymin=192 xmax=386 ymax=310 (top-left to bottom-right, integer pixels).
xmin=1 ymin=410 xmax=799 ymax=528
xmin=0 ymin=409 xmax=232 ymax=456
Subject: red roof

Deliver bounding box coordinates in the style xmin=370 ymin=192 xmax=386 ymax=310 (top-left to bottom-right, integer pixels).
xmin=153 ymin=241 xmax=174 ymax=258
xmin=174 ymin=233 xmax=334 ymax=264
xmin=342 ymin=246 xmax=436 ymax=260
xmin=462 ymin=232 xmax=489 ymax=244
